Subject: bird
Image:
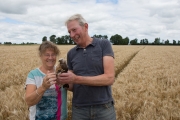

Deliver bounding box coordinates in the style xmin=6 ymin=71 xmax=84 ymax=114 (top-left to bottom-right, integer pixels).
xmin=56 ymin=58 xmax=69 ymax=88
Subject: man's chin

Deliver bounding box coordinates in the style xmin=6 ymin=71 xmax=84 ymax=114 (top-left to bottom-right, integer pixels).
xmin=74 ymin=36 xmax=80 ymax=41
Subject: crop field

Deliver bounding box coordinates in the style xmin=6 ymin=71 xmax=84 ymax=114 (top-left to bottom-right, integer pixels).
xmin=0 ymin=45 xmax=180 ymax=120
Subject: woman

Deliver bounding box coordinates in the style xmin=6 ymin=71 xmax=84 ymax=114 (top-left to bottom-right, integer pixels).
xmin=25 ymin=41 xmax=67 ymax=120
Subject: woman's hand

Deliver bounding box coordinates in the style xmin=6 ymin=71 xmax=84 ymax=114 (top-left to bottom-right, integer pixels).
xmin=42 ymin=71 xmax=57 ymax=90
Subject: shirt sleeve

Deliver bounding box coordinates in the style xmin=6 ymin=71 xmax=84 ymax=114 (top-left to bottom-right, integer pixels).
xmin=101 ymin=39 xmax=114 ymax=58
xmin=67 ymin=49 xmax=73 ymax=71
xmin=25 ymin=71 xmax=36 ymax=89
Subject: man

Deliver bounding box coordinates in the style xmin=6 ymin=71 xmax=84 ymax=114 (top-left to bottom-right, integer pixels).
xmin=58 ymin=14 xmax=116 ymax=120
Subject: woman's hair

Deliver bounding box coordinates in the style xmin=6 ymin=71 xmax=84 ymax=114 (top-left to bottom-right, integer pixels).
xmin=65 ymin=14 xmax=87 ymax=26
xmin=38 ymin=41 xmax=60 ymax=56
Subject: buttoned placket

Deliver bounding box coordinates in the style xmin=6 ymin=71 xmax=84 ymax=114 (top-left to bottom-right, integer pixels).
xmin=83 ymin=48 xmax=87 ymax=72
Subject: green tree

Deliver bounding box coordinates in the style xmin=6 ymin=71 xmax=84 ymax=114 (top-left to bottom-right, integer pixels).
xmin=42 ymin=36 xmax=47 ymax=42
xmin=57 ymin=36 xmax=65 ymax=44
xmin=4 ymin=42 xmax=12 ymax=45
xmin=64 ymin=35 xmax=69 ymax=44
xmin=61 ymin=36 xmax=66 ymax=44
xmin=56 ymin=35 xmax=73 ymax=45
xmin=93 ymin=34 xmax=101 ymax=39
xmin=103 ymin=35 xmax=108 ymax=39
xmin=130 ymin=38 xmax=138 ymax=45
xmin=154 ymin=38 xmax=160 ymax=45
xmin=110 ymin=34 xmax=123 ymax=45
xmin=145 ymin=39 xmax=149 ymax=44
xmin=123 ymin=37 xmax=129 ymax=45
xmin=50 ymin=35 xmax=56 ymax=44
xmin=140 ymin=38 xmax=148 ymax=45
xmin=56 ymin=37 xmax=63 ymax=44
xmin=173 ymin=40 xmax=176 ymax=45
xmin=93 ymin=34 xmax=108 ymax=39
xmin=21 ymin=42 xmax=25 ymax=45
xmin=178 ymin=40 xmax=180 ymax=44
xmin=165 ymin=39 xmax=169 ymax=45
xmin=68 ymin=35 xmax=74 ymax=44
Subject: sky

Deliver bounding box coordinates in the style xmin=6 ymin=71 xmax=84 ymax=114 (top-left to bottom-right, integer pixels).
xmin=0 ymin=0 xmax=180 ymax=44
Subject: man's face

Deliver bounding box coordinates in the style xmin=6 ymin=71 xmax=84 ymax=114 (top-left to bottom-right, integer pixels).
xmin=67 ymin=20 xmax=87 ymax=45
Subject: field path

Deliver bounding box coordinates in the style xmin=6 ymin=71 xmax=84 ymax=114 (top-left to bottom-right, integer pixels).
xmin=112 ymin=46 xmax=180 ymax=120
xmin=114 ymin=46 xmax=145 ymax=78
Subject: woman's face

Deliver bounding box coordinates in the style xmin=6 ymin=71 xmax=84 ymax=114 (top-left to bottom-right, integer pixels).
xmin=40 ymin=48 xmax=57 ymax=69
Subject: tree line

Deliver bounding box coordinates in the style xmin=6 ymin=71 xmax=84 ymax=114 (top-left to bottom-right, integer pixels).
xmin=42 ymin=34 xmax=180 ymax=45
xmin=3 ymin=42 xmax=37 ymax=45
xmin=42 ymin=34 xmax=109 ymax=45
xmin=2 ymin=34 xmax=180 ymax=45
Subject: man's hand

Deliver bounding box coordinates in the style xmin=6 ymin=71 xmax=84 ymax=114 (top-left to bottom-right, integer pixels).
xmin=57 ymin=71 xmax=75 ymax=85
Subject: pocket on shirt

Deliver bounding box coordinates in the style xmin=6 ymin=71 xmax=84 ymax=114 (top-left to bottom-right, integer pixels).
xmin=91 ymin=50 xmax=102 ymax=61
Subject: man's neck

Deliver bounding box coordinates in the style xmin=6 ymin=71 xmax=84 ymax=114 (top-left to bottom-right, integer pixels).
xmin=81 ymin=36 xmax=93 ymax=48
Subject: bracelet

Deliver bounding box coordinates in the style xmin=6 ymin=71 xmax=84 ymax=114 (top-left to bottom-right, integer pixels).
xmin=36 ymin=89 xmax=40 ymax=96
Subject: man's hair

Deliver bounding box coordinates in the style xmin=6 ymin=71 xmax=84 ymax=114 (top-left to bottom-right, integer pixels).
xmin=65 ymin=14 xmax=87 ymax=26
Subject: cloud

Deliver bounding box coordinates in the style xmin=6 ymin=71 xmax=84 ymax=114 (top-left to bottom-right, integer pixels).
xmin=0 ymin=0 xmax=179 ymax=44
xmin=0 ymin=0 xmax=29 ymax=14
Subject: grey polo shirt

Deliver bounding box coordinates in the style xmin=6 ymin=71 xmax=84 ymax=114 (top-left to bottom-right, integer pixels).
xmin=67 ymin=38 xmax=114 ymax=106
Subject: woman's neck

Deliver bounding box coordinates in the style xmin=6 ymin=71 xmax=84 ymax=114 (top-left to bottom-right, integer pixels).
xmin=39 ymin=66 xmax=55 ymax=74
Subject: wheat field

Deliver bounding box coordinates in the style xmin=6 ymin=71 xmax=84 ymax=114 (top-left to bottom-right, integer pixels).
xmin=0 ymin=45 xmax=179 ymax=120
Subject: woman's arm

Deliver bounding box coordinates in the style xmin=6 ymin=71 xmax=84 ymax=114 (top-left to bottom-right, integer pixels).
xmin=25 ymin=71 xmax=56 ymax=107
xmin=25 ymin=84 xmax=46 ymax=107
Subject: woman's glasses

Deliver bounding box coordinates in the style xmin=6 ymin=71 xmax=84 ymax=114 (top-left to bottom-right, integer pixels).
xmin=43 ymin=54 xmax=56 ymax=58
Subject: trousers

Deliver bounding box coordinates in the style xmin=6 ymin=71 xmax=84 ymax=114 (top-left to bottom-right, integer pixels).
xmin=72 ymin=101 xmax=116 ymax=120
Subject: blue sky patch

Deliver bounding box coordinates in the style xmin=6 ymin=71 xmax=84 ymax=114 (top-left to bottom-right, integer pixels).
xmin=0 ymin=17 xmax=23 ymax=24
xmin=96 ymin=0 xmax=118 ymax=4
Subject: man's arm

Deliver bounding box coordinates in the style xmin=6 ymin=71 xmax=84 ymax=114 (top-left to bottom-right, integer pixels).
xmin=58 ymin=56 xmax=115 ymax=86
